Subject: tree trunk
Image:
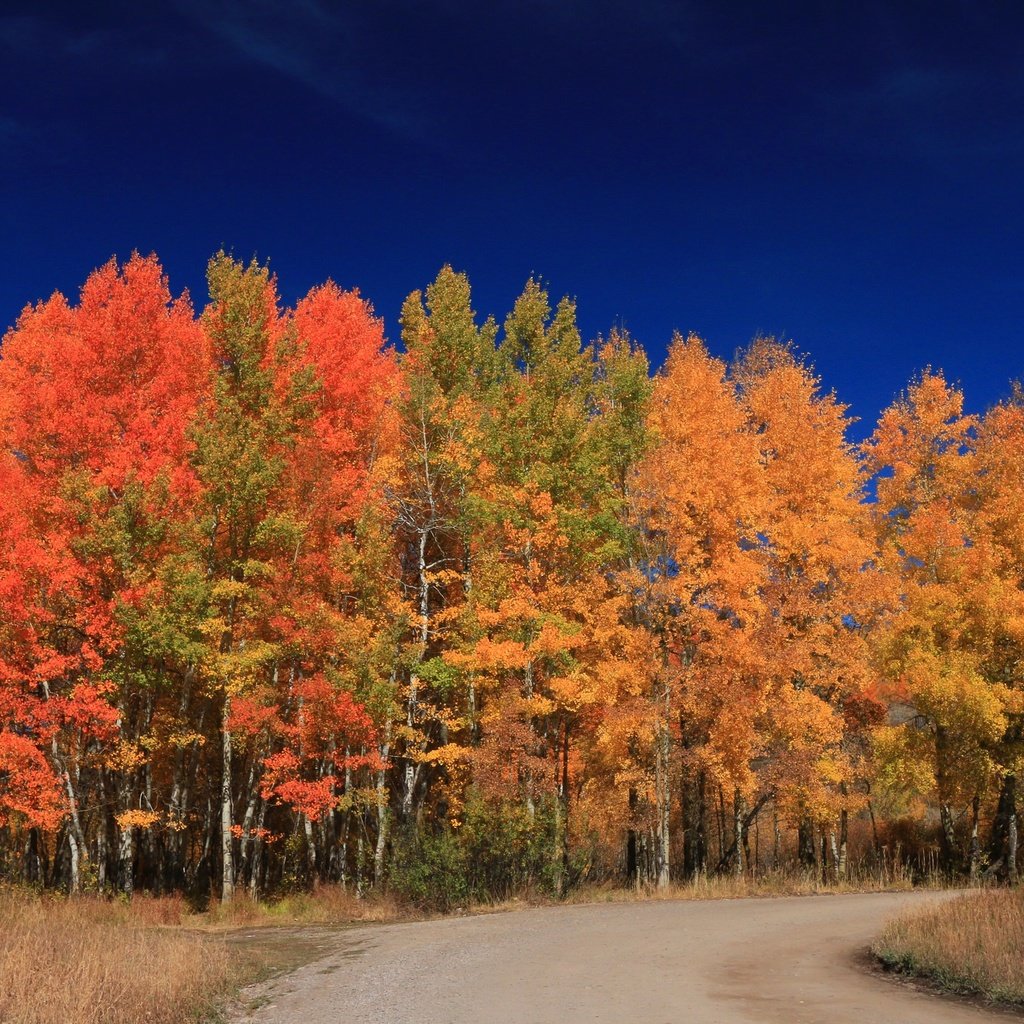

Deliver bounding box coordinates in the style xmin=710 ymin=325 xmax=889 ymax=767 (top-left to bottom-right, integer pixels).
xmin=717 ymin=785 xmax=727 ymax=864
xmin=938 ymin=801 xmax=957 ymax=879
xmin=247 ymin=798 xmax=268 ymax=899
xmin=797 ymin=815 xmax=815 ymax=870
xmin=117 ymin=820 xmax=134 ymax=896
xmin=58 ymin=756 xmax=85 ymax=894
xmin=654 ymin=715 xmax=671 ymax=889
xmin=772 ymin=803 xmax=781 ymax=872
xmin=221 ymin=699 xmax=235 ymax=901
xmin=1010 ymin=798 xmax=1019 ymax=885
xmin=715 ymin=793 xmax=770 ymax=874
xmin=554 ymin=720 xmax=571 ymax=896
xmin=683 ymin=768 xmax=707 ymax=877
xmin=403 ymin=529 xmax=430 ymax=823
xmin=837 ymin=810 xmax=849 ymax=881
xmin=303 ymin=813 xmax=317 ymax=877
xmin=867 ymin=798 xmax=881 ymax=860
xmin=935 ymin=724 xmax=957 ymax=877
xmin=733 ymin=790 xmax=745 ymax=877
xmin=374 ymin=723 xmax=391 ymax=888
xmin=989 ymin=773 xmax=1018 ymax=884
xmin=968 ymin=793 xmax=981 ymax=882
xmin=626 ymin=786 xmax=638 ymax=887
xmin=42 ymin=683 xmax=86 ymax=894
xmin=97 ymin=771 xmax=109 ymax=890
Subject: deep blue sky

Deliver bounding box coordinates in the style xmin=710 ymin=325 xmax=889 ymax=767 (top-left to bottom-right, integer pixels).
xmin=2 ymin=1 xmax=1022 ymax=437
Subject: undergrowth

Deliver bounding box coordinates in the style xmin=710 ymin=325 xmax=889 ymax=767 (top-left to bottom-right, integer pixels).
xmin=873 ymin=887 xmax=1024 ymax=1005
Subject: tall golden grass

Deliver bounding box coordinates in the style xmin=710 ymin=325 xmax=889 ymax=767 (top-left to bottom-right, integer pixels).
xmin=0 ymin=891 xmax=235 ymax=1024
xmin=201 ymin=884 xmax=405 ymax=928
xmin=567 ymin=863 xmax=920 ymax=905
xmin=0 ymin=868 xmax=956 ymax=1024
xmin=874 ymin=887 xmax=1024 ymax=1005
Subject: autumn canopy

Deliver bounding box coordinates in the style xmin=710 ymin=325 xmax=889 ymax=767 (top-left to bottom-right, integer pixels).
xmin=0 ymin=253 xmax=1019 ymax=901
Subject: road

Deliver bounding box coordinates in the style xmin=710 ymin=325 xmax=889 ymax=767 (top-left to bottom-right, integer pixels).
xmin=234 ymin=891 xmax=1010 ymax=1024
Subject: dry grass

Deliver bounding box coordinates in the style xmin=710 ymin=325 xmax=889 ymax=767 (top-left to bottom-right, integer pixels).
xmin=198 ymin=869 xmax=921 ymax=930
xmin=201 ymin=885 xmax=406 ymax=929
xmin=0 ymin=869 xmax=947 ymax=1024
xmin=568 ymin=865 xmax=919 ymax=906
xmin=873 ymin=887 xmax=1024 ymax=1005
xmin=0 ymin=891 xmax=237 ymax=1024
xmin=209 ymin=871 xmax=916 ymax=925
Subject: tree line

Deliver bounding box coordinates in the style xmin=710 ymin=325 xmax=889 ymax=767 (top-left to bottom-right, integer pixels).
xmin=0 ymin=253 xmax=1019 ymax=903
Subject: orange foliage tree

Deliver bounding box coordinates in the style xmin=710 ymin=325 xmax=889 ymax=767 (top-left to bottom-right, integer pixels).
xmin=1 ymin=256 xmax=1022 ymax=898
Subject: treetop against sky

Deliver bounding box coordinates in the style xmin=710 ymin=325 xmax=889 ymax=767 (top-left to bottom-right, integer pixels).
xmin=2 ymin=1 xmax=1023 ymax=440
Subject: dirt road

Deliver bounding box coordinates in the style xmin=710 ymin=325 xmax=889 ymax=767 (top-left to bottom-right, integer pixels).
xmin=234 ymin=891 xmax=1008 ymax=1024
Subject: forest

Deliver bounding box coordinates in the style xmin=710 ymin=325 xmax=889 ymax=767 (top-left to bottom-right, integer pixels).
xmin=0 ymin=251 xmax=1019 ymax=907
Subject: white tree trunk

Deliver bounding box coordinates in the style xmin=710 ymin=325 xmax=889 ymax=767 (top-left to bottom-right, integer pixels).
xmin=221 ymin=700 xmax=235 ymax=901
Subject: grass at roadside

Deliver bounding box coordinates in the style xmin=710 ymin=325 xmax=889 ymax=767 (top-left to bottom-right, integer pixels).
xmin=200 ymin=884 xmax=405 ymax=929
xmin=0 ymin=867 xmax=938 ymax=1024
xmin=567 ymin=866 xmax=918 ymax=906
xmin=0 ymin=885 xmax=417 ymax=1024
xmin=873 ymin=887 xmax=1024 ymax=1005
xmin=199 ymin=866 xmax=920 ymax=928
xmin=0 ymin=891 xmax=237 ymax=1024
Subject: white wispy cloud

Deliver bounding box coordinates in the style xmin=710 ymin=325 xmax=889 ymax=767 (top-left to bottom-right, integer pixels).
xmin=170 ymin=0 xmax=430 ymax=139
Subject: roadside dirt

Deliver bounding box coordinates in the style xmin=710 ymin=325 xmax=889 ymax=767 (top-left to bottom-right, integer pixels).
xmin=230 ymin=890 xmax=1015 ymax=1023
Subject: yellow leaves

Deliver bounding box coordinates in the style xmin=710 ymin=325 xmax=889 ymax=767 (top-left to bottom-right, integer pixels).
xmin=813 ymin=750 xmax=848 ymax=787
xmin=547 ymin=669 xmax=592 ymax=712
xmin=893 ymin=647 xmax=1008 ymax=746
xmin=208 ymin=578 xmax=250 ymax=605
xmin=392 ymin=723 xmax=423 ymax=748
xmin=105 ymin=741 xmax=146 ymax=773
xmin=872 ymin=725 xmax=937 ymax=798
xmin=200 ymin=636 xmax=281 ymax=697
xmin=420 ymin=743 xmax=470 ymax=768
xmin=115 ymin=809 xmax=160 ymax=831
xmin=167 ymin=731 xmax=206 ymax=749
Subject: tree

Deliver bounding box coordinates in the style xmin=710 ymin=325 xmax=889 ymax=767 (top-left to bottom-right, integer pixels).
xmin=734 ymin=338 xmax=884 ymax=878
xmin=635 ymin=333 xmax=766 ymax=881
xmin=0 ymin=253 xmax=207 ymax=892
xmin=865 ymin=371 xmax=1009 ymax=876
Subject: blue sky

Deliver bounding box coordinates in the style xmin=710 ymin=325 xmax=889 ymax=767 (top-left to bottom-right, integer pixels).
xmin=2 ymin=1 xmax=1022 ymax=438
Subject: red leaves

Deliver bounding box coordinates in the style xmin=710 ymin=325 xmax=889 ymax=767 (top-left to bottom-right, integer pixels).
xmin=0 ymin=253 xmax=387 ymax=838
xmin=0 ymin=731 xmax=62 ymax=830
xmin=54 ymin=683 xmax=121 ymax=743
xmin=226 ymin=694 xmax=282 ymax=739
xmin=255 ymin=675 xmax=381 ymax=820
xmin=260 ymin=768 xmax=339 ymax=821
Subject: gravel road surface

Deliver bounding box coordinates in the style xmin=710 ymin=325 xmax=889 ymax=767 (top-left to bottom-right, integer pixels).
xmin=233 ymin=891 xmax=1009 ymax=1023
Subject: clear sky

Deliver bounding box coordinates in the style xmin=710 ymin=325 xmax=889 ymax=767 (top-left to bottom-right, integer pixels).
xmin=2 ymin=1 xmax=1021 ymax=438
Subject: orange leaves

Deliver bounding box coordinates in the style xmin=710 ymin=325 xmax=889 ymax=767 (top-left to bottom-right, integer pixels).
xmin=0 ymin=252 xmax=391 ymax=853
xmin=54 ymin=683 xmax=120 ymax=744
xmin=292 ymin=675 xmax=378 ymax=758
xmin=464 ymin=637 xmax=530 ymax=673
xmin=115 ymin=809 xmax=161 ymax=831
xmin=3 ymin=253 xmax=1022 ymax=892
xmin=641 ymin=333 xmax=765 ymax=619
xmin=0 ymin=731 xmax=62 ymax=831
xmin=1 ymin=253 xmax=207 ymax=490
xmin=225 ymin=692 xmax=282 ymax=739
xmin=259 ymin=756 xmax=339 ymax=821
xmin=866 ymin=370 xmax=1024 ymax=818
xmin=636 ymin=334 xmax=880 ymax=808
xmin=253 ymin=674 xmax=380 ymax=820
xmin=290 ymin=280 xmax=396 ymax=524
